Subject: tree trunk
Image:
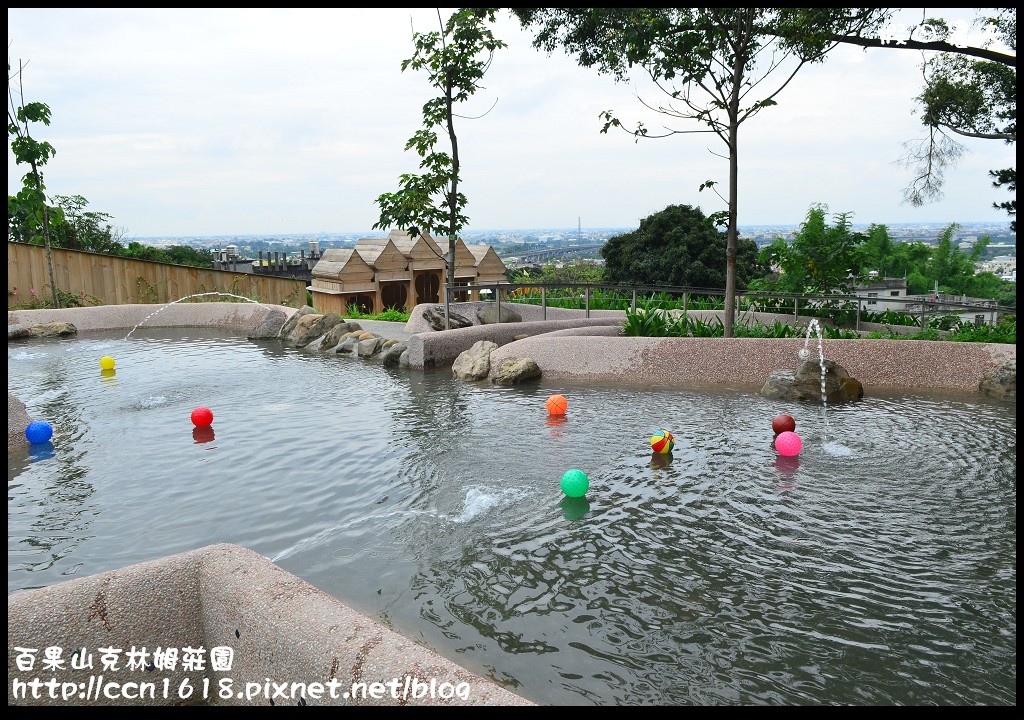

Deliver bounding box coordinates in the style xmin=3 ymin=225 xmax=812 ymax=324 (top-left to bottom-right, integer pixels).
xmin=32 ymin=159 xmax=61 ymax=309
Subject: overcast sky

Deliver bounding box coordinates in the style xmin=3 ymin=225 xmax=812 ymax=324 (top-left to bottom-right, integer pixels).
xmin=7 ymin=8 xmax=1016 ymax=238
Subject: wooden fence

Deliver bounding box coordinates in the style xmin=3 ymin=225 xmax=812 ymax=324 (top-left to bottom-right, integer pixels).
xmin=7 ymin=242 xmax=308 ymax=309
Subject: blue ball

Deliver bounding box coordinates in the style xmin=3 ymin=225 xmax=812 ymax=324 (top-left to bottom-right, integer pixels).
xmin=25 ymin=420 xmax=54 ymax=445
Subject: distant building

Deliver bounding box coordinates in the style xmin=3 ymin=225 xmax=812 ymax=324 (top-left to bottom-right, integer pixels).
xmin=309 ymin=229 xmax=507 ymax=315
xmin=212 ymin=241 xmax=323 ymax=281
xmin=854 ymin=274 xmax=908 ymax=314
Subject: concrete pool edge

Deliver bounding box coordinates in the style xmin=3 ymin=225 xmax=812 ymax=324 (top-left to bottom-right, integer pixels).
xmin=7 ymin=544 xmax=533 ymax=706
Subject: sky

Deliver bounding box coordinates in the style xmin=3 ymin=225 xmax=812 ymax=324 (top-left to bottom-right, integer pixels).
xmin=7 ymin=8 xmax=1016 ymax=238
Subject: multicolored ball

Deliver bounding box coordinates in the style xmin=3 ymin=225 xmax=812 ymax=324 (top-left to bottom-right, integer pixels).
xmin=650 ymin=429 xmax=675 ymax=455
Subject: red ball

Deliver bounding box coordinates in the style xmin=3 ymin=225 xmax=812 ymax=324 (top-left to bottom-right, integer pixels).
xmin=191 ymin=406 xmax=214 ymax=427
xmin=772 ymin=413 xmax=796 ymax=435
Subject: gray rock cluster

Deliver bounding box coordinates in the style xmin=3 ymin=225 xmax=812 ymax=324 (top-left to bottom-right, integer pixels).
xmin=274 ymin=307 xmax=409 ymax=368
xmin=451 ymin=339 xmax=541 ymax=385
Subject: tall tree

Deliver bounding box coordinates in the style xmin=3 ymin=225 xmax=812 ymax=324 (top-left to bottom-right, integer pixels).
xmin=752 ymin=204 xmax=865 ymax=296
xmin=510 ymin=8 xmax=889 ymax=337
xmin=602 ymin=204 xmax=762 ymax=290
xmin=374 ymin=8 xmax=506 ymax=327
xmin=8 ymin=59 xmax=61 ymax=307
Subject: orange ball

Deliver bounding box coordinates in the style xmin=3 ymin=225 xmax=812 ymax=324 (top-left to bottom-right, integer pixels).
xmin=545 ymin=394 xmax=568 ymax=416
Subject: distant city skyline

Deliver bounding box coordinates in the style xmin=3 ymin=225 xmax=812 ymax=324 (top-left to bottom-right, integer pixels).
xmin=126 ymin=218 xmax=1015 ymax=244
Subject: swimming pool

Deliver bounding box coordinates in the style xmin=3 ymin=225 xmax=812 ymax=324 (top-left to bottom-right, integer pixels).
xmin=8 ymin=329 xmax=1017 ymax=705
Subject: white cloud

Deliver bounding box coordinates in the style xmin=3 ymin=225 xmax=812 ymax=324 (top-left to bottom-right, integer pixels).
xmin=7 ymin=7 xmax=1016 ymax=237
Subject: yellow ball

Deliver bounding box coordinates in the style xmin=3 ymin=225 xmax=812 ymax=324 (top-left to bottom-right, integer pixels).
xmin=100 ymin=356 xmax=116 ymax=370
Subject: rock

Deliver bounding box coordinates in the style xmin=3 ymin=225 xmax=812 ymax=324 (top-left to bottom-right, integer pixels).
xmin=248 ymin=308 xmax=289 ymax=339
xmin=477 ymin=304 xmax=522 ymax=325
xmin=295 ymin=313 xmax=346 ymax=347
xmin=320 ymin=321 xmax=363 ymax=351
xmin=282 ymin=313 xmax=324 ymax=347
xmin=12 ymin=322 xmax=78 ymax=339
xmin=382 ymin=342 xmax=407 ymax=368
xmin=760 ymin=359 xmax=863 ymax=405
xmin=277 ymin=305 xmax=314 ymax=339
xmin=8 ymin=392 xmax=32 ymax=452
xmin=357 ymin=336 xmax=383 ymax=357
xmin=453 ymin=340 xmax=499 ymax=381
xmin=422 ymin=305 xmax=473 ymax=331
xmin=491 ymin=357 xmax=542 ymax=385
xmin=979 ymin=360 xmax=1016 ymax=400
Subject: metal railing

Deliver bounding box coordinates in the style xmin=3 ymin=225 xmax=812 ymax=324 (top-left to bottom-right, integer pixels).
xmin=444 ymin=281 xmax=1014 ymax=331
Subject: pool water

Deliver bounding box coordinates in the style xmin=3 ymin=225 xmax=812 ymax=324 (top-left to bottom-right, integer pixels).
xmin=8 ymin=329 xmax=1017 ymax=706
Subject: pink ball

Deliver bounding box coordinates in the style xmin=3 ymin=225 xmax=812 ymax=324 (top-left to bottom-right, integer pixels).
xmin=774 ymin=430 xmax=802 ymax=457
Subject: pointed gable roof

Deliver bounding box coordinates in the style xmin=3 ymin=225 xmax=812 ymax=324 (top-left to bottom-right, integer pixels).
xmin=452 ymin=237 xmax=478 ymax=274
xmin=312 ymin=248 xmax=375 ymax=282
xmin=385 ymin=229 xmax=445 ymax=268
xmin=466 ymin=244 xmax=507 ymax=277
xmin=355 ymin=238 xmax=408 ymax=273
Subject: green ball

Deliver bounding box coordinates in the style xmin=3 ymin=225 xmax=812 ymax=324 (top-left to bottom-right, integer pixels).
xmin=560 ymin=468 xmax=589 ymax=498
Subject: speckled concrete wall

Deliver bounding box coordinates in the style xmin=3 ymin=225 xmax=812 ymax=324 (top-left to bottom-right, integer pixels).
xmin=7 ymin=544 xmax=533 ymax=706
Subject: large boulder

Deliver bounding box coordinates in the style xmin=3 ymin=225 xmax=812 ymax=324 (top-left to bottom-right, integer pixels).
xmin=979 ymin=360 xmax=1015 ymax=401
xmin=9 ymin=322 xmax=78 ymax=340
xmin=477 ymin=304 xmax=522 ymax=325
xmin=422 ymin=306 xmax=474 ymax=331
xmin=248 ymin=308 xmax=290 ymax=339
xmin=277 ymin=305 xmax=314 ymax=339
xmin=760 ymin=358 xmax=863 ymax=405
xmin=491 ymin=357 xmax=542 ymax=385
xmin=452 ymin=340 xmax=499 ymax=381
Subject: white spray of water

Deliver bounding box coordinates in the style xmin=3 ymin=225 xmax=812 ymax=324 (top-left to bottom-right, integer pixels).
xmin=124 ymin=292 xmax=267 ymax=340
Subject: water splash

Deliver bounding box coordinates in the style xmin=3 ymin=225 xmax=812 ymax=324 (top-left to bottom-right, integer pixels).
xmin=797 ymin=318 xmax=828 ymax=410
xmin=124 ymin=292 xmax=266 ymax=340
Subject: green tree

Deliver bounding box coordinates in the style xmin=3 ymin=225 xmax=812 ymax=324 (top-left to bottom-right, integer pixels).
xmin=602 ymin=203 xmax=761 ymax=290
xmin=510 ymin=8 xmax=889 ymax=336
xmin=752 ymin=204 xmax=864 ymax=296
xmin=50 ymin=194 xmax=127 ymax=254
xmin=8 ymin=59 xmax=61 ymax=307
xmin=925 ymin=224 xmax=989 ymax=295
xmin=535 ymin=262 xmax=604 ymax=285
xmin=373 ymin=8 xmax=506 ymax=328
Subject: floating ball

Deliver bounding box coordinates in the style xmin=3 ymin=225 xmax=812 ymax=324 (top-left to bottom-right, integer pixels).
xmin=100 ymin=356 xmax=116 ymax=371
xmin=25 ymin=420 xmax=54 ymax=445
xmin=560 ymin=468 xmax=590 ymax=498
xmin=546 ymin=394 xmax=568 ymax=416
xmin=775 ymin=430 xmax=803 ymax=457
xmin=191 ymin=406 xmax=214 ymax=427
xmin=772 ymin=413 xmax=796 ymax=435
xmin=650 ymin=429 xmax=675 ymax=455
